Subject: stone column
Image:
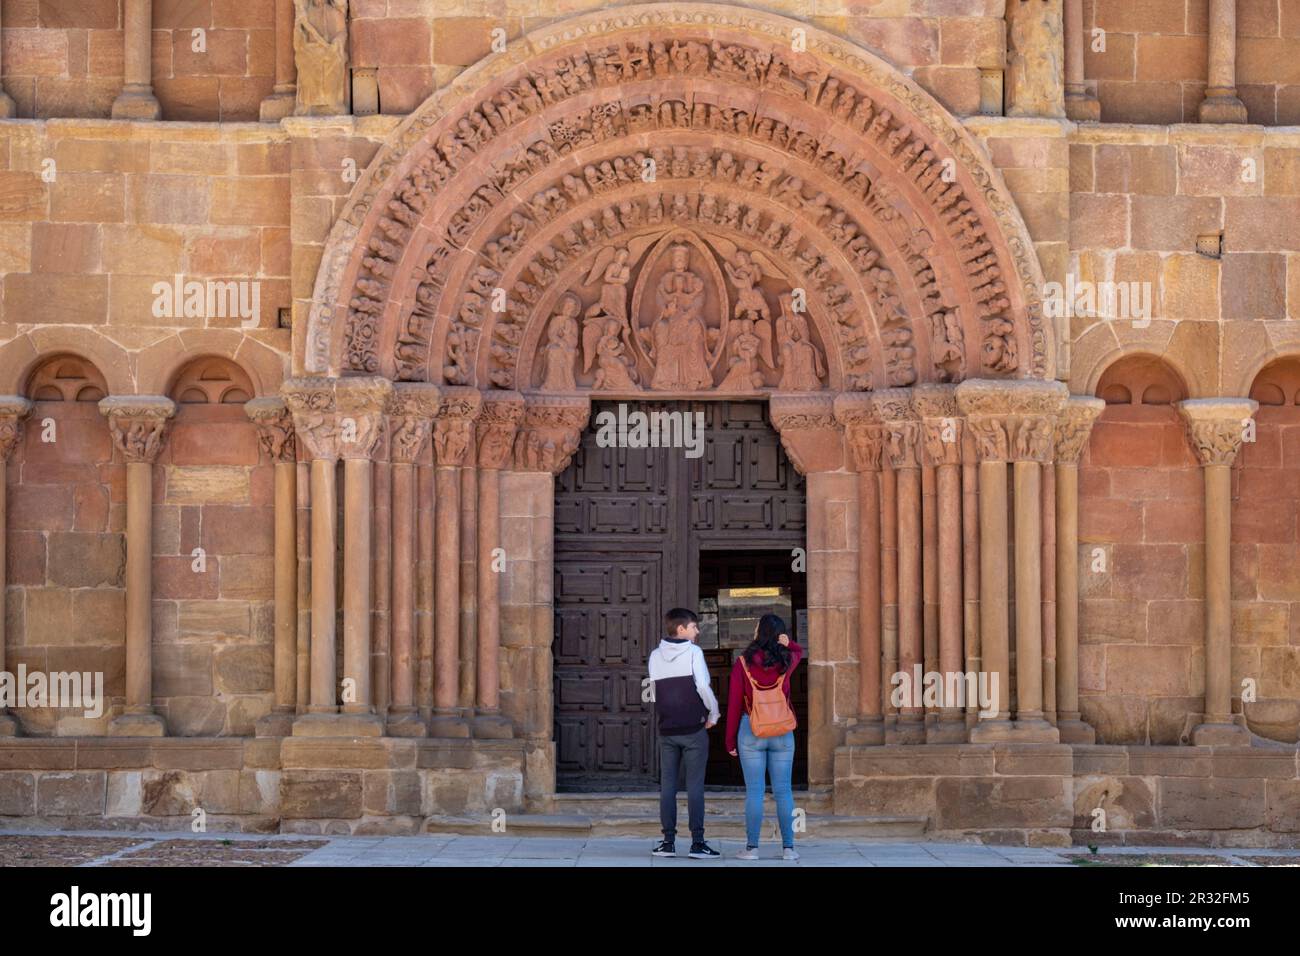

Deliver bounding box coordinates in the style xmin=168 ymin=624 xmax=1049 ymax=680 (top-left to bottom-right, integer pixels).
xmin=914 ymin=385 xmax=967 ymax=742
xmin=111 ymin=0 xmax=161 ymax=120
xmin=1200 ymin=0 xmax=1248 ymax=124
xmin=1063 ymin=0 xmax=1100 ymax=120
xmin=0 ymin=5 xmax=17 ymax=119
xmin=100 ymin=397 xmax=175 ymax=736
xmin=260 ymin=0 xmax=298 ymax=121
xmin=874 ymin=391 xmax=924 ymax=744
xmin=0 ymin=399 xmax=33 ymax=736
xmin=459 ymin=446 xmax=478 ymax=714
xmin=246 ymin=398 xmax=298 ymax=738
xmin=337 ymin=379 xmax=391 ymax=732
xmin=508 ymin=394 xmax=591 ymax=801
xmin=1041 ymin=457 xmax=1057 ymax=724
xmin=385 ymin=383 xmax=440 ymax=737
xmin=836 ymin=395 xmax=884 ymax=745
xmin=474 ymin=393 xmax=524 ymax=739
xmin=1006 ymin=0 xmax=1066 ymax=119
xmin=1054 ymin=397 xmax=1103 ymax=743
xmin=1179 ymin=398 xmax=1258 ymax=745
xmin=880 ymin=465 xmax=899 ymax=730
xmin=430 ymin=388 xmax=482 ymax=737
xmin=958 ymin=380 xmax=1067 ymax=742
xmin=962 ymin=426 xmax=981 ymax=727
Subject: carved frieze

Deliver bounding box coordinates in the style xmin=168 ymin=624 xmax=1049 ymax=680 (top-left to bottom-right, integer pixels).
xmin=99 ymin=396 xmax=176 ymax=464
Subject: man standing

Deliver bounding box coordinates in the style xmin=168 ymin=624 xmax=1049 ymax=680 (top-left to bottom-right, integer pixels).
xmin=647 ymin=608 xmax=721 ymax=859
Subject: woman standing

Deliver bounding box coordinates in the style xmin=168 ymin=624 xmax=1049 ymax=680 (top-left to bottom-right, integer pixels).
xmin=726 ymin=613 xmax=803 ymax=860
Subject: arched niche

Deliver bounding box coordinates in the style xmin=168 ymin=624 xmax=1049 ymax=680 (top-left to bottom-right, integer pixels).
xmin=1248 ymin=358 xmax=1300 ymax=408
xmin=167 ymin=357 xmax=257 ymax=405
xmin=24 ymin=354 xmax=110 ymax=403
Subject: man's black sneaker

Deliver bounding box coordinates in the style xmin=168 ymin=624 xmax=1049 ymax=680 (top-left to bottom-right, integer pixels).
xmin=652 ymin=840 xmax=676 ymax=857
xmin=688 ymin=842 xmax=721 ymax=859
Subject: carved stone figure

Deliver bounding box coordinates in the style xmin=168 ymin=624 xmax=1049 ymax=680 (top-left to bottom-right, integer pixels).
xmin=593 ymin=318 xmax=639 ymax=390
xmin=776 ymin=295 xmax=825 ymax=391
xmin=294 ymin=0 xmax=349 ymax=116
xmin=540 ymin=294 xmax=581 ymax=391
xmin=645 ymin=246 xmax=713 ymax=390
xmin=582 ymin=247 xmax=632 ymax=371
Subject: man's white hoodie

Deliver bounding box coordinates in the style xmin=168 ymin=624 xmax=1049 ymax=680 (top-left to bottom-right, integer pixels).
xmin=647 ymin=638 xmax=721 ymax=736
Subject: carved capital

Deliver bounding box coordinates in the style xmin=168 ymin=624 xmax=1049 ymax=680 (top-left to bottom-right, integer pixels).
xmin=1054 ymin=396 xmax=1105 ymax=465
xmin=956 ymin=378 xmax=1067 ymax=463
xmin=245 ymin=397 xmax=296 ymax=463
xmin=477 ymin=391 xmax=525 ymax=470
xmin=912 ymin=383 xmax=962 ymax=467
xmin=868 ymin=389 xmax=920 ymax=469
xmin=833 ymin=393 xmax=883 ymax=472
xmin=0 ymin=396 xmax=34 ymax=462
xmin=434 ymin=386 xmax=483 ymax=467
xmin=282 ymin=376 xmax=339 ymax=461
xmin=1178 ymin=399 xmax=1259 ymax=467
xmin=769 ymin=392 xmax=841 ymax=475
xmin=99 ymin=396 xmax=176 ymax=464
xmin=386 ymin=382 xmax=441 ymax=464
xmin=513 ymin=393 xmax=590 ymax=474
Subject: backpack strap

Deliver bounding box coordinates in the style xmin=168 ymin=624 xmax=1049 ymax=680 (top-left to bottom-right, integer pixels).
xmin=738 ymin=654 xmax=784 ymax=691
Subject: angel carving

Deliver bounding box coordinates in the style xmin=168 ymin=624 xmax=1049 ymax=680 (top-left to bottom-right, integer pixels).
xmin=723 ymin=250 xmax=776 ymax=369
xmin=540 ymin=294 xmax=581 ymax=391
xmin=581 ymin=247 xmax=632 ymax=372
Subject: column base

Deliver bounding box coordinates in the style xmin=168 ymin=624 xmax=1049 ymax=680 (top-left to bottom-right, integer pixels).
xmin=259 ymin=91 xmax=295 ymax=123
xmin=926 ymin=718 xmax=969 ymax=743
xmin=1199 ymin=94 xmax=1248 ymax=124
xmin=1184 ymin=714 xmax=1250 ymax=746
xmin=427 ymin=714 xmax=472 ymax=738
xmin=386 ymin=711 xmax=429 ymax=737
xmin=291 ymin=713 xmax=385 ymax=737
xmin=1065 ymin=93 xmax=1101 ymax=122
xmin=845 ymin=719 xmax=885 ymax=745
xmin=886 ymin=716 xmax=926 ymax=745
xmin=111 ymin=90 xmax=162 ymax=121
xmin=108 ymin=712 xmax=166 ymax=737
xmin=0 ymin=712 xmax=19 ymax=737
xmin=473 ymin=713 xmax=514 ymax=739
xmin=254 ymin=711 xmax=295 ymax=738
xmin=1011 ymin=718 xmax=1061 ymax=743
xmin=1056 ymin=717 xmax=1096 ymax=744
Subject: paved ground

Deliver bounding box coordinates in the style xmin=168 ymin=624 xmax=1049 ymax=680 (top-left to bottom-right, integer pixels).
xmin=2 ymin=830 xmax=1298 ymax=866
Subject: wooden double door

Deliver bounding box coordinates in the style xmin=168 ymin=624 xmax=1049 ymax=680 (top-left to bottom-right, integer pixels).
xmin=553 ymin=401 xmax=806 ymax=791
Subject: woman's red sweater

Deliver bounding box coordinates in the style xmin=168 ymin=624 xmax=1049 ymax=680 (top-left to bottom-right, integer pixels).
xmin=725 ymin=640 xmax=803 ymax=753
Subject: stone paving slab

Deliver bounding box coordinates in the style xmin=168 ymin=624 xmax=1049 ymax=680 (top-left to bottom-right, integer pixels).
xmin=1 ymin=829 xmax=1297 ymax=867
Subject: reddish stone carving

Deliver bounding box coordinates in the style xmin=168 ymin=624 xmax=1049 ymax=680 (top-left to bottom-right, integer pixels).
xmin=245 ymin=397 xmax=297 ymax=463
xmin=99 ymin=397 xmax=176 ymax=464
xmin=305 ymin=8 xmax=1050 ymax=395
xmin=0 ymin=397 xmax=34 ymax=462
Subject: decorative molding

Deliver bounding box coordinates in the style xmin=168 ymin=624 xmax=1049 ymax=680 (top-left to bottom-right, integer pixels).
xmin=99 ymin=396 xmax=176 ymax=464
xmin=1178 ymin=399 xmax=1259 ymax=467
xmin=1053 ymin=395 xmax=1104 ymax=465
xmin=956 ymin=378 xmax=1067 ymax=463
xmin=0 ymin=396 xmax=34 ymax=462
xmin=245 ymin=397 xmax=297 ymax=463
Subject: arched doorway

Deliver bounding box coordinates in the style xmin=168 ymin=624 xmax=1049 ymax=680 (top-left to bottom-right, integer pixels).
xmin=553 ymin=399 xmax=807 ymax=790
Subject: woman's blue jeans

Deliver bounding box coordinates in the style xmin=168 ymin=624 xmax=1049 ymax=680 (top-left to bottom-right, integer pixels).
xmin=737 ymin=714 xmax=796 ymax=848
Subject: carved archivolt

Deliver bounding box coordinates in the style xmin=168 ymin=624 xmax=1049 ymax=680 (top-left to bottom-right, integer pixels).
xmin=306 ymin=5 xmax=1050 ymax=399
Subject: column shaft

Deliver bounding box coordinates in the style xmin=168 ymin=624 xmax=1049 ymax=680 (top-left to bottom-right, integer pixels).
xmin=434 ymin=466 xmax=461 ymax=713
xmin=342 ymin=459 xmax=373 ymax=713
xmin=1055 ymin=463 xmax=1082 ymax=721
xmin=417 ymin=463 xmax=435 ymax=717
xmin=295 ymin=460 xmax=311 ymax=712
xmin=880 ymin=468 xmax=899 ymax=726
xmin=273 ymin=461 xmax=296 ymax=713
xmin=390 ymin=463 xmax=416 ymax=713
xmin=978 ymin=460 xmax=1010 ymax=722
xmin=1063 ymin=0 xmax=1100 ymax=120
xmin=308 ymin=459 xmax=337 ymax=713
xmin=897 ymin=466 xmax=924 ymax=735
xmin=1204 ymin=463 xmax=1233 ymax=722
xmin=921 ymin=464 xmax=939 ymax=692
xmin=113 ymin=0 xmax=161 ymax=119
xmin=962 ymin=457 xmax=981 ymax=725
xmin=459 ymin=463 xmax=478 ymax=711
xmin=937 ymin=463 xmax=963 ymax=719
xmin=1041 ymin=462 xmax=1057 ymax=723
xmin=857 ymin=470 xmax=882 ymax=723
xmin=1201 ymin=0 xmax=1248 ymax=122
xmin=1013 ymin=461 xmax=1045 ymax=722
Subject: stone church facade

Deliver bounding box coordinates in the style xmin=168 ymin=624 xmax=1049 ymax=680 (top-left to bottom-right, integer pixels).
xmin=0 ymin=0 xmax=1297 ymax=845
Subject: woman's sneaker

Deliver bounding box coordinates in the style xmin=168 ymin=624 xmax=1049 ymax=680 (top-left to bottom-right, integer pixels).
xmin=652 ymin=839 xmax=676 ymax=857
xmin=782 ymin=846 xmax=800 ymax=861
xmin=688 ymin=842 xmax=721 ymax=859
xmin=735 ymin=846 xmax=760 ymax=860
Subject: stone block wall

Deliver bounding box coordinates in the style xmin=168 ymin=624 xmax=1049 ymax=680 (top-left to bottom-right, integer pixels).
xmin=1082 ymin=0 xmax=1300 ymax=125
xmin=1 ymin=0 xmax=276 ymax=121
xmin=1077 ymin=404 xmax=1206 ymax=744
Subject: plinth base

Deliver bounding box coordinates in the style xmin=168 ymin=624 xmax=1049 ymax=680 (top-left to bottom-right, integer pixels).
xmin=1199 ymin=95 xmax=1248 ymax=124
xmin=386 ymin=712 xmax=429 ymax=737
xmin=926 ymin=719 xmax=969 ymax=744
xmin=473 ymin=714 xmax=514 ymax=739
xmin=292 ymin=713 xmax=385 ymax=737
xmin=969 ymin=718 xmax=1060 ymax=743
xmin=254 ymin=712 xmax=295 ymax=738
xmin=886 ymin=717 xmax=926 ymax=745
xmin=845 ymin=719 xmax=885 ymax=745
xmin=112 ymin=91 xmax=161 ymax=121
xmin=1057 ymin=718 xmax=1097 ymax=744
xmin=259 ymin=92 xmax=295 ymax=123
xmin=428 ymin=714 xmax=472 ymax=738
xmin=1065 ymin=95 xmax=1101 ymax=122
xmin=1188 ymin=717 xmax=1251 ymax=746
xmin=108 ymin=712 xmax=166 ymax=737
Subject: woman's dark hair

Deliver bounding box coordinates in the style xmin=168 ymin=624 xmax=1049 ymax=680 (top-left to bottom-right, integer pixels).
xmin=742 ymin=613 xmax=792 ymax=671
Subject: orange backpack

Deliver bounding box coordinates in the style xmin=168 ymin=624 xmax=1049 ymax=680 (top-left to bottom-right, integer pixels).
xmin=739 ymin=656 xmax=797 ymax=738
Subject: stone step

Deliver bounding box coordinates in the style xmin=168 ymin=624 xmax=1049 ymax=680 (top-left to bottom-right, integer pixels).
xmin=552 ymin=789 xmax=835 ymax=818
xmin=425 ymin=812 xmax=927 ymax=840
